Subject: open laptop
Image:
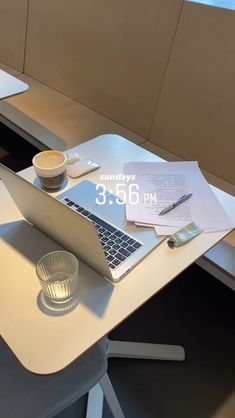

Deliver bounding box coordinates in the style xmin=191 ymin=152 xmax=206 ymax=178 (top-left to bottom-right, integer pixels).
xmin=0 ymin=164 xmax=164 ymax=282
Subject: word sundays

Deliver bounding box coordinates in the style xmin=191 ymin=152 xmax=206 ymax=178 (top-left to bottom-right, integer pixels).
xmin=100 ymin=173 xmax=136 ymax=182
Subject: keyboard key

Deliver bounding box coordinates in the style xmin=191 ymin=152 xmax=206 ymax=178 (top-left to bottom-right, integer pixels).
xmin=114 ymin=230 xmax=124 ymax=237
xmin=113 ymin=259 xmax=121 ymax=266
xmin=116 ymin=253 xmax=126 ymax=262
xmin=101 ymin=237 xmax=109 ymax=243
xmin=76 ymin=207 xmax=85 ymax=213
xmin=107 ymin=240 xmax=115 ymax=246
xmin=109 ymin=234 xmax=117 ymax=240
xmin=109 ymin=264 xmax=116 ymax=269
xmin=107 ymin=255 xmax=114 ymax=262
xmin=64 ymin=198 xmax=70 ymax=202
xmin=127 ymin=238 xmax=135 ymax=245
xmin=104 ymin=230 xmax=112 ymax=237
xmin=121 ymin=234 xmax=129 ymax=241
xmin=133 ymin=241 xmax=142 ymax=249
xmin=126 ymin=245 xmax=136 ymax=253
xmin=103 ymin=245 xmax=111 ymax=251
xmin=113 ymin=244 xmax=120 ymax=250
xmin=122 ymin=242 xmax=128 ymax=248
xmin=115 ymin=238 xmax=122 ymax=244
xmin=109 ymin=249 xmax=117 ymax=256
xmin=82 ymin=210 xmax=91 ymax=217
xmin=119 ymin=248 xmax=131 ymax=257
xmin=88 ymin=214 xmax=116 ymax=233
xmin=99 ymin=228 xmax=105 ymax=233
xmin=67 ymin=202 xmax=74 ymax=206
xmin=74 ymin=204 xmax=80 ymax=208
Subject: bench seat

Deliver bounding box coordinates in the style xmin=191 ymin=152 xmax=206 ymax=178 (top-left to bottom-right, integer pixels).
xmin=0 ymin=64 xmax=145 ymax=152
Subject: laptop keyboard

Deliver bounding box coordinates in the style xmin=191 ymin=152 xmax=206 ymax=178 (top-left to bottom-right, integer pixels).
xmin=62 ymin=197 xmax=143 ymax=270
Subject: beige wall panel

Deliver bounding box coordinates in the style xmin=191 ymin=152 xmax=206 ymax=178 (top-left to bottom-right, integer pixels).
xmin=25 ymin=0 xmax=183 ymax=137
xmin=0 ymin=72 xmax=145 ymax=151
xmin=0 ymin=0 xmax=28 ymax=71
xmin=150 ymin=2 xmax=235 ymax=185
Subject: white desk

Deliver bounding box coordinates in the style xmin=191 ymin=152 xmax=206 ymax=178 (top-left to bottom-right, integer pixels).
xmin=0 ymin=135 xmax=234 ymax=374
xmin=0 ymin=69 xmax=28 ymax=99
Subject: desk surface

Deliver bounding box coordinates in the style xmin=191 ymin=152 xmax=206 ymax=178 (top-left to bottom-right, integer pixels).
xmin=0 ymin=69 xmax=28 ymax=99
xmin=0 ymin=134 xmax=234 ymax=374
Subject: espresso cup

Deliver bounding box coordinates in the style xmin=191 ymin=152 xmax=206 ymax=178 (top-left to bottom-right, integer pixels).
xmin=32 ymin=150 xmax=67 ymax=189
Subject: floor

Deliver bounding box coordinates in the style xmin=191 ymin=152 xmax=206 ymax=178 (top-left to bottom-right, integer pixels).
xmin=55 ymin=264 xmax=235 ymax=418
xmin=0 ymin=121 xmax=40 ymax=172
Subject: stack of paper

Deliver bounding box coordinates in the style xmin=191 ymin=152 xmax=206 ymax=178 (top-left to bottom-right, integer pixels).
xmin=124 ymin=161 xmax=234 ymax=236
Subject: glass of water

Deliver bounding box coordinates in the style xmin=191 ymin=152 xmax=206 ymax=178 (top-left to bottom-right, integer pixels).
xmin=36 ymin=251 xmax=79 ymax=303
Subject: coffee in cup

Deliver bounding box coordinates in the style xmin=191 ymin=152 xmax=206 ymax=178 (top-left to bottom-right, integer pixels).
xmin=32 ymin=150 xmax=67 ymax=189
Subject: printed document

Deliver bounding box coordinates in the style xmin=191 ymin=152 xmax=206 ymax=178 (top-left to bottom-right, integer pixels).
xmin=124 ymin=161 xmax=234 ymax=232
xmin=135 ymin=223 xmax=183 ymax=236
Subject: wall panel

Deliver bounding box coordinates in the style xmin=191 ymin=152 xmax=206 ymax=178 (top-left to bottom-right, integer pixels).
xmin=150 ymin=2 xmax=235 ymax=184
xmin=0 ymin=0 xmax=28 ymax=71
xmin=25 ymin=0 xmax=183 ymax=137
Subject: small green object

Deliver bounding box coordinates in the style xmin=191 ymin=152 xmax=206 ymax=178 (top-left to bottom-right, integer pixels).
xmin=167 ymin=222 xmax=203 ymax=249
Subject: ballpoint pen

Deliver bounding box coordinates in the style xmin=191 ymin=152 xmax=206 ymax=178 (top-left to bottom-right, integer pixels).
xmin=159 ymin=193 xmax=193 ymax=216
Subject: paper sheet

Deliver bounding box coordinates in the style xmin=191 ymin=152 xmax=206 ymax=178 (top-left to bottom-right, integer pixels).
xmin=124 ymin=161 xmax=234 ymax=232
xmin=154 ymin=225 xmax=182 ymax=236
xmin=135 ymin=222 xmax=185 ymax=236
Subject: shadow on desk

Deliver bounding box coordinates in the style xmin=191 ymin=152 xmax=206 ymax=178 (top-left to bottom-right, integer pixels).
xmin=0 ymin=220 xmax=114 ymax=317
xmin=0 ymin=220 xmax=63 ymax=264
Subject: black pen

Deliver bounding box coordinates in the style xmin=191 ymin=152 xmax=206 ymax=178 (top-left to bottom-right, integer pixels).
xmin=159 ymin=193 xmax=193 ymax=216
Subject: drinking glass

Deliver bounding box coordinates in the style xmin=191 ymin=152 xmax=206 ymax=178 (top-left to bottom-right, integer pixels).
xmin=36 ymin=251 xmax=79 ymax=303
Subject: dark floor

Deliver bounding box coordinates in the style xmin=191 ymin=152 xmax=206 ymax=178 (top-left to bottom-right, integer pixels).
xmin=55 ymin=264 xmax=235 ymax=418
xmin=0 ymin=121 xmax=40 ymax=172
xmin=1 ymin=123 xmax=234 ymax=418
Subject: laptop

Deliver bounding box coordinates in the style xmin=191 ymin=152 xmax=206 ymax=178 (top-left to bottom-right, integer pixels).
xmin=0 ymin=163 xmax=165 ymax=282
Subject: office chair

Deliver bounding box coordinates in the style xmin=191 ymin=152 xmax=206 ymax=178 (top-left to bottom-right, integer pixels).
xmin=0 ymin=336 xmax=124 ymax=418
xmin=87 ymin=337 xmax=185 ymax=418
xmin=0 ymin=335 xmax=184 ymax=418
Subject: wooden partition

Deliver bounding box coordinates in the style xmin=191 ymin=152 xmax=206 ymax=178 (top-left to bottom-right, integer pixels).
xmin=150 ymin=2 xmax=235 ymax=185
xmin=24 ymin=0 xmax=183 ymax=137
xmin=0 ymin=0 xmax=28 ymax=71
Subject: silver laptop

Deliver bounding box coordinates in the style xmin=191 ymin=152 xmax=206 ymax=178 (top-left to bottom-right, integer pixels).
xmin=0 ymin=164 xmax=164 ymax=282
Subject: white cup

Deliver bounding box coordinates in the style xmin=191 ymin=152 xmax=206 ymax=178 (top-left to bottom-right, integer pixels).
xmin=33 ymin=150 xmax=67 ymax=189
